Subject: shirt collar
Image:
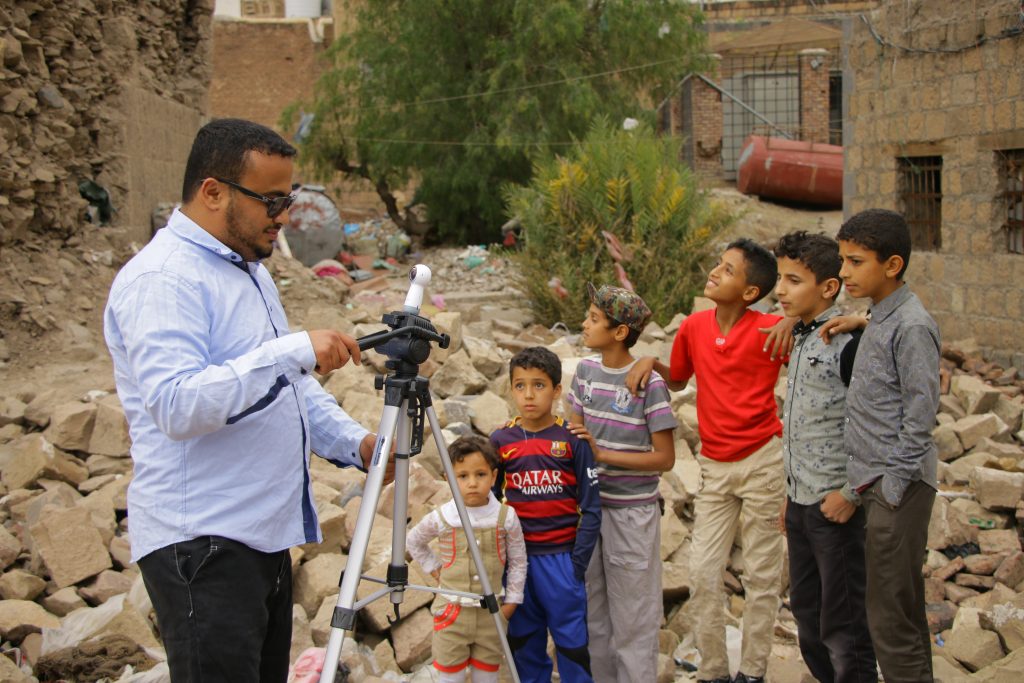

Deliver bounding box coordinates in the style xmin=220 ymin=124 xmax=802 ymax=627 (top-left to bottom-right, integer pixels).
xmin=867 ymin=284 xmax=910 ymax=323
xmin=166 ymin=208 xmax=248 ymax=267
xmin=793 ymin=305 xmax=840 ymax=337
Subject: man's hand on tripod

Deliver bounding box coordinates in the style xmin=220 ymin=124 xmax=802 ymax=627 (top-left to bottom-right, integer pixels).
xmin=359 ymin=433 xmax=396 ymax=484
xmin=309 ymin=330 xmax=362 ymax=374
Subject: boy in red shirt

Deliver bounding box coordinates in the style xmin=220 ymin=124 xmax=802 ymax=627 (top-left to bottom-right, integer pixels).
xmin=629 ymin=238 xmax=788 ymax=683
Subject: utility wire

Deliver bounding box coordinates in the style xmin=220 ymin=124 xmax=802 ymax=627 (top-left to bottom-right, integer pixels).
xmin=328 ymin=56 xmax=690 ymax=114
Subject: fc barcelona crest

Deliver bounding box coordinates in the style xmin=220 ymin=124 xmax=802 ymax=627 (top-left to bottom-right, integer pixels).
xmin=550 ymin=441 xmax=568 ymax=457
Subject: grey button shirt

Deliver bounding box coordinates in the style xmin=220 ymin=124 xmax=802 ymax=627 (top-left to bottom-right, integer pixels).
xmin=783 ymin=306 xmax=858 ymax=505
xmin=845 ymin=285 xmax=940 ymax=506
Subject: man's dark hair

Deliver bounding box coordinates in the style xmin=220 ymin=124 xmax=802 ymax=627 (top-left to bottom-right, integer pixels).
xmin=836 ymin=208 xmax=911 ymax=280
xmin=605 ymin=317 xmax=642 ymax=348
xmin=726 ymin=238 xmax=778 ymax=303
xmin=181 ymin=118 xmax=297 ymax=203
xmin=448 ymin=434 xmax=499 ymax=470
xmin=774 ymin=231 xmax=842 ymax=294
xmin=509 ymin=346 xmax=561 ymax=386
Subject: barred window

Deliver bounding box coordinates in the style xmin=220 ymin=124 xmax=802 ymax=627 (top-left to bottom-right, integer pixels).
xmin=1000 ymin=150 xmax=1024 ymax=254
xmin=898 ymin=156 xmax=942 ymax=251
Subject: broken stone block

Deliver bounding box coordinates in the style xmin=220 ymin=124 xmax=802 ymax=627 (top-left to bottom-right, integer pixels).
xmin=951 ymin=497 xmax=1012 ymax=529
xmin=22 ymin=390 xmax=61 ymax=429
xmin=431 ymin=311 xmax=463 ymax=364
xmin=289 ymin=605 xmax=315 ymax=668
xmin=952 ymin=375 xmax=1003 ymax=415
xmin=41 ymin=587 xmax=86 ymax=617
xmin=391 ymin=606 xmax=433 ymax=672
xmin=962 ymin=583 xmax=1019 ymax=611
xmin=965 ymin=554 xmax=1006 ymax=576
xmin=430 ymin=349 xmax=487 ymax=398
xmin=953 ymin=414 xmax=1008 ymax=451
xmin=934 ymin=556 xmax=966 ymax=581
xmin=311 ymin=592 xmax=338 ymax=647
xmin=939 ymin=394 xmax=968 ymax=420
xmin=463 ymin=335 xmax=508 ymax=378
xmin=0 ymin=600 xmax=60 ymax=642
xmin=945 ymin=582 xmax=980 ymax=604
xmin=1 ymin=435 xmax=88 ymax=490
xmin=934 ymin=424 xmax=965 ymax=462
xmin=0 ymin=397 xmax=26 ymax=427
xmin=977 ymin=437 xmax=1024 ymax=461
xmin=294 ymin=552 xmax=347 ymax=618
xmin=994 ymin=395 xmax=1024 ymax=433
xmin=0 ymin=525 xmax=22 ymax=570
xmin=373 ymin=637 xmax=402 ymax=674
xmin=955 ymin=573 xmax=996 ymax=591
xmin=980 ymin=593 xmax=1024 ymax=651
xmin=663 ymin=561 xmax=691 ymax=601
xmin=300 ymin=502 xmax=347 ymax=560
xmin=0 ymin=568 xmax=46 ymax=601
xmin=970 ymin=467 xmax=1024 ymax=510
xmin=995 ymin=552 xmax=1024 ymax=588
xmin=660 ymin=508 xmax=688 ymax=561
xmin=926 ymin=600 xmax=958 ymax=633
xmin=469 ymin=390 xmax=511 ymax=436
xmin=945 ymin=452 xmax=998 ymax=486
xmin=87 ymin=395 xmax=131 ymax=457
xmin=29 ymin=505 xmax=112 ymax=588
xmin=79 ymin=569 xmax=134 ymax=605
xmin=94 ymin=603 xmax=160 ymax=649
xmin=43 ymin=401 xmax=97 ymax=452
xmin=979 ymin=529 xmax=1022 ymax=555
xmin=925 ymin=577 xmax=946 ymax=602
xmin=377 ymin=463 xmax=440 ymax=521
xmin=945 ymin=624 xmax=1005 ymax=672
xmin=929 ymin=497 xmax=976 ymax=549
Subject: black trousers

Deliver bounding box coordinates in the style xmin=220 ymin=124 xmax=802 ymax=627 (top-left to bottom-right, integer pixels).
xmin=138 ymin=536 xmax=293 ymax=683
xmin=786 ymin=499 xmax=877 ymax=683
xmin=863 ymin=479 xmax=936 ymax=683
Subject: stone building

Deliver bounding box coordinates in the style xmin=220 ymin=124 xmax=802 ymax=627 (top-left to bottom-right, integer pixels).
xmin=845 ymin=0 xmax=1024 ymax=363
xmin=0 ymin=0 xmax=213 ymax=245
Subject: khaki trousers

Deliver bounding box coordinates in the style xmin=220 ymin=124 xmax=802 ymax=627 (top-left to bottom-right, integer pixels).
xmin=690 ymin=437 xmax=785 ymax=680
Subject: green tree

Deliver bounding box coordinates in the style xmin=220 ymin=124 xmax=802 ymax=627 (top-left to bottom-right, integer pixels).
xmin=291 ymin=0 xmax=708 ymax=243
xmin=505 ymin=119 xmax=732 ymax=327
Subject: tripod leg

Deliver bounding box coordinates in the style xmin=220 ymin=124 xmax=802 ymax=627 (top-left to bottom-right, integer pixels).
xmin=387 ymin=399 xmax=413 ymax=615
xmin=319 ymin=404 xmax=401 ymax=683
xmin=425 ymin=404 xmax=521 ymax=683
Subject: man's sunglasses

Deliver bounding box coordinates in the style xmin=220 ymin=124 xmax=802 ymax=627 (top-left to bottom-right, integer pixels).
xmin=215 ymin=178 xmax=296 ymax=218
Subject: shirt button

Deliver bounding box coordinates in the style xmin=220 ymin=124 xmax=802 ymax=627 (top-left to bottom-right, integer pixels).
xmin=472 ymin=575 xmax=479 ymax=580
xmin=300 ymin=368 xmax=307 ymax=375
xmin=845 ymin=417 xmax=850 ymax=423
xmin=849 ymin=455 xmax=854 ymax=460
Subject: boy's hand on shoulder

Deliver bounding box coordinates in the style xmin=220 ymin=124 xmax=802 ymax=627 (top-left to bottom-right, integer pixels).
xmin=758 ymin=316 xmax=796 ymax=360
xmin=820 ymin=490 xmax=856 ymax=524
xmin=819 ymin=315 xmax=867 ymax=344
xmin=626 ymin=357 xmax=655 ymax=395
xmin=567 ymin=421 xmax=600 ymax=461
xmin=500 ymin=603 xmax=517 ymax=621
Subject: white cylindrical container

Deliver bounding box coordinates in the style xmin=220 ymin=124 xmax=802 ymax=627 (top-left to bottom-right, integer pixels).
xmin=284 ymin=0 xmax=322 ymax=17
xmin=214 ymin=0 xmax=242 ymax=17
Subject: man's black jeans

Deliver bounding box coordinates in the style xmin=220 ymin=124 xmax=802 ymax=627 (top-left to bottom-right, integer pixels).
xmin=786 ymin=499 xmax=877 ymax=683
xmin=138 ymin=536 xmax=293 ymax=682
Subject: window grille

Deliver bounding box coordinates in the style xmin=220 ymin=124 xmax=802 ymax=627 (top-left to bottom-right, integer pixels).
xmin=898 ymin=156 xmax=942 ymax=251
xmin=1000 ymin=150 xmax=1024 ymax=254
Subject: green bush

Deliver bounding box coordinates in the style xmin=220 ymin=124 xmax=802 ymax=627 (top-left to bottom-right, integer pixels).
xmin=505 ymin=119 xmax=732 ymax=329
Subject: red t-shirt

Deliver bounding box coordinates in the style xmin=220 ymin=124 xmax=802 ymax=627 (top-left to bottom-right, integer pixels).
xmin=670 ymin=308 xmax=785 ymax=462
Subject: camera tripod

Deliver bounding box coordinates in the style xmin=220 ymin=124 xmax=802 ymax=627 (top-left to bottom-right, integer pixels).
xmin=319 ymin=265 xmax=521 ymax=683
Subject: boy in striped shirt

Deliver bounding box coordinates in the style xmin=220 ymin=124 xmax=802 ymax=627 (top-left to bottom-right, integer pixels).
xmin=567 ymin=284 xmax=678 ymax=683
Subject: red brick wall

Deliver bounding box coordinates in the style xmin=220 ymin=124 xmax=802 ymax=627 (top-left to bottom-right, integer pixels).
xmin=210 ymin=19 xmax=329 ymax=134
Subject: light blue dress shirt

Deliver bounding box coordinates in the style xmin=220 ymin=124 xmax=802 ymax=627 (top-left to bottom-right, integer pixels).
xmin=104 ymin=209 xmax=369 ymax=562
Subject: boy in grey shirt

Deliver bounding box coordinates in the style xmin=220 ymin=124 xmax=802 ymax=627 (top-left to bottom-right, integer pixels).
xmin=835 ymin=209 xmax=940 ymax=683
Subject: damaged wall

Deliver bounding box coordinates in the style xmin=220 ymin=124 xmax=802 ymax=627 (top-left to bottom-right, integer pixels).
xmin=0 ymin=0 xmax=213 ymax=245
xmin=845 ymin=0 xmax=1024 ymax=365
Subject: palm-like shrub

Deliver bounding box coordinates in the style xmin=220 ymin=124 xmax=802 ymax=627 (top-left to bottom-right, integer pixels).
xmin=505 ymin=119 xmax=732 ymax=328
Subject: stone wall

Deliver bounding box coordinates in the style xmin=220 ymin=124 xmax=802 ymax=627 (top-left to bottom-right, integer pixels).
xmin=0 ymin=1 xmax=213 ymax=245
xmin=702 ymin=0 xmax=875 ymax=25
xmin=845 ymin=0 xmax=1024 ymax=364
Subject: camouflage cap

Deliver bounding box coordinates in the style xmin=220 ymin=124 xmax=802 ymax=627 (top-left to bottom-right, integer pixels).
xmin=587 ymin=282 xmax=652 ymax=332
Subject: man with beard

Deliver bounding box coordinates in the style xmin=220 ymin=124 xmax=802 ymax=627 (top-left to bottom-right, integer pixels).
xmin=104 ymin=118 xmax=382 ymax=682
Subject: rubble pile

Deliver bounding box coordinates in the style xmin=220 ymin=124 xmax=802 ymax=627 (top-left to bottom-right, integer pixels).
xmin=0 ymin=0 xmax=211 ymax=246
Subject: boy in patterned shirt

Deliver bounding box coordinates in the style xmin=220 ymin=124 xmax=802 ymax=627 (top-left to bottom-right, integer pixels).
xmin=491 ymin=347 xmax=601 ymax=683
xmin=774 ymin=231 xmax=876 ymax=683
xmin=567 ymin=284 xmax=677 ymax=683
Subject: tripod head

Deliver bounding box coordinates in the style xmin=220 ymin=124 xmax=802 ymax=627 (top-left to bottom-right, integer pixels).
xmin=356 ymin=265 xmax=450 ymax=376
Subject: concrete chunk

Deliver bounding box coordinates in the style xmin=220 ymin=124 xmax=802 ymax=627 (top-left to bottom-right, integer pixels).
xmin=970 ymin=467 xmax=1024 ymax=510
xmin=43 ymin=401 xmax=97 ymax=452
xmin=29 ymin=505 xmax=112 ymax=588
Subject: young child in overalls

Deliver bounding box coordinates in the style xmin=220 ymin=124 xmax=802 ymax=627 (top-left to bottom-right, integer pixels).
xmin=407 ymin=435 xmax=528 ymax=682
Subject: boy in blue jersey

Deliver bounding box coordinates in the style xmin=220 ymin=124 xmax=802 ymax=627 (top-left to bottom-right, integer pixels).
xmin=491 ymin=346 xmax=601 ymax=683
